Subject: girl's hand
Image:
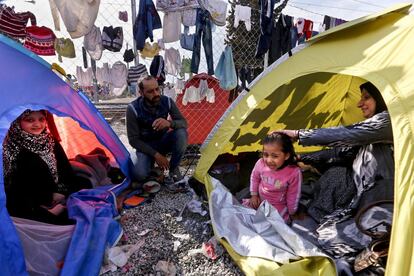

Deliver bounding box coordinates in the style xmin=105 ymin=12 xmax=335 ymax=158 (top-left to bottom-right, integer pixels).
xmin=250 ymin=195 xmax=261 ymax=209
xmin=52 ymin=193 xmax=65 ymax=203
xmin=48 ymin=203 xmax=66 ymax=216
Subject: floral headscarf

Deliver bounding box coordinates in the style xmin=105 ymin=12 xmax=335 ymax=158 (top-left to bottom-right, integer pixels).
xmin=3 ymin=110 xmax=58 ymax=187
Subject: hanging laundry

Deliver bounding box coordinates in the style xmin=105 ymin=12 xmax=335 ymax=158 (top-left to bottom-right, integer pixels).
xmin=110 ymin=61 xmax=128 ymax=96
xmin=82 ymin=47 xmax=88 ymax=69
xmin=158 ymin=38 xmax=165 ymax=50
xmin=123 ymin=49 xmax=135 ymax=63
xmin=76 ymin=66 xmax=94 ymax=88
xmin=83 ymin=25 xmax=103 ymax=60
xmin=215 ymin=45 xmax=237 ymax=91
xmin=119 ymin=11 xmax=128 ymax=22
xmin=239 ymin=66 xmax=252 ymax=90
xmin=127 ymin=64 xmax=148 ymax=85
xmin=182 ymin=9 xmax=197 ymax=27
xmin=182 ymin=77 xmax=215 ymax=105
xmin=163 ymin=11 xmax=182 ymax=43
xmin=165 ymin=48 xmax=182 ymax=76
xmin=197 ymin=0 xmax=227 ymax=27
xmin=24 ymin=26 xmax=56 ymax=56
xmin=269 ymin=14 xmax=293 ymax=64
xmin=96 ymin=63 xmax=111 ymax=85
xmin=255 ymin=0 xmax=277 ymax=58
xmin=163 ymin=85 xmax=178 ymax=102
xmin=133 ymin=0 xmax=162 ymax=51
xmin=54 ymin=37 xmax=75 ymax=62
xmin=102 ymin=26 xmax=123 ymax=52
xmin=140 ymin=42 xmax=160 ymax=59
xmin=0 ymin=5 xmax=36 ymax=40
xmin=150 ymin=55 xmax=166 ymax=85
xmin=180 ymin=57 xmax=192 ymax=78
xmin=296 ymin=18 xmax=313 ymax=44
xmin=191 ymin=9 xmax=214 ymax=75
xmin=322 ymin=15 xmax=347 ymax=31
xmin=175 ymin=79 xmax=185 ymax=94
xmin=156 ymin=0 xmax=185 ymax=11
xmin=234 ymin=5 xmax=251 ymax=31
xmin=49 ymin=0 xmax=100 ymax=39
xmin=180 ymin=26 xmax=195 ymax=51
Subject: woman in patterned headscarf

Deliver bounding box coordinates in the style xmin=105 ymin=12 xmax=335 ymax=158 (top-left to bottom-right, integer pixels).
xmin=4 ymin=110 xmax=79 ymax=225
xmin=272 ymin=82 xmax=394 ymax=262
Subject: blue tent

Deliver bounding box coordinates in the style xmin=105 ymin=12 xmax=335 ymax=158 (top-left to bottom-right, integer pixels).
xmin=0 ymin=34 xmax=132 ymax=275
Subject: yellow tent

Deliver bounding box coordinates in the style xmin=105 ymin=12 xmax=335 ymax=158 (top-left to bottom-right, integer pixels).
xmin=194 ymin=3 xmax=414 ymax=275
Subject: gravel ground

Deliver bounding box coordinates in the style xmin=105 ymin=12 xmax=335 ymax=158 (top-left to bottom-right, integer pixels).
xmin=103 ymin=121 xmax=243 ymax=276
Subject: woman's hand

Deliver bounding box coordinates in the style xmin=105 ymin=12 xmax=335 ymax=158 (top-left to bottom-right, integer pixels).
xmin=250 ymin=195 xmax=261 ymax=209
xmin=270 ymin=130 xmax=299 ymax=141
xmin=47 ymin=203 xmax=66 ymax=216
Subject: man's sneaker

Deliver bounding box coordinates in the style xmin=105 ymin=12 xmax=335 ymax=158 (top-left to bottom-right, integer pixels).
xmin=164 ymin=175 xmax=188 ymax=193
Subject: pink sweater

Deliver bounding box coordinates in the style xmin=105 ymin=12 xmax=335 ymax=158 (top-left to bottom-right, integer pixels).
xmin=250 ymin=159 xmax=302 ymax=222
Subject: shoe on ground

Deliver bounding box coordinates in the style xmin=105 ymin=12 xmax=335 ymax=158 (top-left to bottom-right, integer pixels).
xmin=164 ymin=176 xmax=188 ymax=193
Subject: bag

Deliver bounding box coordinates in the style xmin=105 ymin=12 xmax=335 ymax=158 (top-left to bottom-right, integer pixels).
xmin=180 ymin=26 xmax=194 ymax=51
xmin=354 ymin=200 xmax=393 ymax=272
xmin=0 ymin=5 xmax=36 ymax=39
xmin=54 ymin=38 xmax=75 ymax=62
xmin=24 ymin=26 xmax=56 ymax=56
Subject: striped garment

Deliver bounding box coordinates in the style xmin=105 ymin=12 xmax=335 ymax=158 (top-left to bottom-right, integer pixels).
xmin=0 ymin=5 xmax=36 ymax=39
xmin=127 ymin=64 xmax=148 ymax=84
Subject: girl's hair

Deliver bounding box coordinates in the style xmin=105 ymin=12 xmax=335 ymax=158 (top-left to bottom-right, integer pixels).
xmin=262 ymin=132 xmax=297 ymax=166
xmin=359 ymin=82 xmax=387 ymax=114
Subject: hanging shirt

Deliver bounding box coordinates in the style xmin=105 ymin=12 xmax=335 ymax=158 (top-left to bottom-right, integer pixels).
xmin=96 ymin=63 xmax=111 ymax=85
xmin=234 ymin=5 xmax=251 ymax=31
xmin=110 ymin=61 xmax=127 ymax=96
xmin=76 ymin=66 xmax=93 ymax=87
xmin=164 ymin=48 xmax=182 ymax=76
xmin=163 ymin=11 xmax=182 ymax=43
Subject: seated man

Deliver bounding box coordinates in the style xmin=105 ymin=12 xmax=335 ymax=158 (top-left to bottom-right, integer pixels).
xmin=126 ymin=75 xmax=188 ymax=184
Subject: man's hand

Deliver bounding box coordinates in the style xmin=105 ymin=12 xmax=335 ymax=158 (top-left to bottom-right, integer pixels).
xmin=52 ymin=193 xmax=65 ymax=204
xmin=270 ymin=129 xmax=299 ymax=141
xmin=152 ymin=118 xmax=171 ymax=131
xmin=250 ymin=195 xmax=261 ymax=209
xmin=154 ymin=152 xmax=169 ymax=171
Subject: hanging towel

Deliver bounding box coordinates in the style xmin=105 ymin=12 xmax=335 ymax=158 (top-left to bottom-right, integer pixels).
xmin=49 ymin=0 xmax=100 ymax=39
xmin=215 ymin=45 xmax=237 ymax=91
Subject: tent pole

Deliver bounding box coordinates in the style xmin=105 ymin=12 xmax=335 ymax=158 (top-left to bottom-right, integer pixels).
xmin=131 ymin=0 xmax=138 ymax=66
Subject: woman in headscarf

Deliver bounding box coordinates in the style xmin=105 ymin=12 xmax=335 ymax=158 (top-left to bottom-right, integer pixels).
xmin=4 ymin=110 xmax=82 ymax=225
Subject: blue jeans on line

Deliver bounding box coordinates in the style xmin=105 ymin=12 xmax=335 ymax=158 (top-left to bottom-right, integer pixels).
xmin=191 ymin=8 xmax=214 ymax=75
xmin=130 ymin=128 xmax=188 ymax=181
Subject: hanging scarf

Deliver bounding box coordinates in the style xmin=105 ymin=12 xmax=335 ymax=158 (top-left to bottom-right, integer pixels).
xmin=3 ymin=110 xmax=59 ymax=190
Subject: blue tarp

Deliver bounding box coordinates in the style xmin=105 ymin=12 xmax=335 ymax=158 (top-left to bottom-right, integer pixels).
xmin=0 ymin=34 xmax=132 ymax=275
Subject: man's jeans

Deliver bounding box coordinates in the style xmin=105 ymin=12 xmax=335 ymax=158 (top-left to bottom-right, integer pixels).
xmin=191 ymin=8 xmax=214 ymax=75
xmin=131 ymin=128 xmax=188 ymax=181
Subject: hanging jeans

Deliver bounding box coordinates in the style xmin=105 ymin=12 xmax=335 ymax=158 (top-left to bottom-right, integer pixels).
xmin=191 ymin=8 xmax=214 ymax=75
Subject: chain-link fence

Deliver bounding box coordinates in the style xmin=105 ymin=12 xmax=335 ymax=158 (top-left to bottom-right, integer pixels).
xmin=5 ymin=0 xmax=270 ymax=176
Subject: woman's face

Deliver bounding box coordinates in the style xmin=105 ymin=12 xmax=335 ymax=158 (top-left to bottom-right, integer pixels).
xmin=20 ymin=111 xmax=47 ymax=135
xmin=357 ymin=89 xmax=377 ymax=119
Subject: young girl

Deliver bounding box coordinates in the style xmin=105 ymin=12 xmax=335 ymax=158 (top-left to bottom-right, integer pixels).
xmin=244 ymin=132 xmax=302 ymax=223
xmin=3 ymin=110 xmax=83 ymax=225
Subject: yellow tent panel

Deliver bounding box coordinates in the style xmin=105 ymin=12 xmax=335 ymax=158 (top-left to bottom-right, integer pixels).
xmin=195 ymin=3 xmax=414 ymax=275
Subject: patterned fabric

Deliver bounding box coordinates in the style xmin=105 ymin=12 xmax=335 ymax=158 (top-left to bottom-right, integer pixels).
xmin=24 ymin=26 xmax=56 ymax=56
xmin=3 ymin=110 xmax=58 ymax=187
xmin=0 ymin=5 xmax=36 ymax=39
xmin=299 ymin=111 xmax=394 ymax=259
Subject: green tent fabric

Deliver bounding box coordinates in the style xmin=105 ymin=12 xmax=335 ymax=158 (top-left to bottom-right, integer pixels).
xmin=195 ymin=4 xmax=414 ymax=275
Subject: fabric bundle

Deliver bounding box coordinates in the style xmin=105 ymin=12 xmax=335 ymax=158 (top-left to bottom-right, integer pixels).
xmin=24 ymin=26 xmax=56 ymax=56
xmin=54 ymin=37 xmax=75 ymax=62
xmin=0 ymin=5 xmax=36 ymax=40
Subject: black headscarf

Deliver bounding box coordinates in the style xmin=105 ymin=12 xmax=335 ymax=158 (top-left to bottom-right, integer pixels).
xmin=359 ymin=82 xmax=387 ymax=114
xmin=3 ymin=110 xmax=58 ymax=186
